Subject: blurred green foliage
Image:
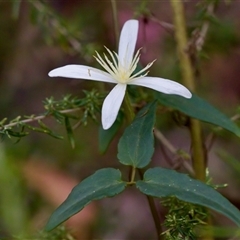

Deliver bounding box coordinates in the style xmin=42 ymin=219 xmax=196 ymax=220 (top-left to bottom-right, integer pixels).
xmin=0 ymin=0 xmax=240 ymax=239
xmin=14 ymin=226 xmax=76 ymax=240
xmin=0 ymin=145 xmax=28 ymax=237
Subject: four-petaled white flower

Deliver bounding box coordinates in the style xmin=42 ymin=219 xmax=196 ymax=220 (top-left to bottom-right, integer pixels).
xmin=49 ymin=19 xmax=192 ymax=130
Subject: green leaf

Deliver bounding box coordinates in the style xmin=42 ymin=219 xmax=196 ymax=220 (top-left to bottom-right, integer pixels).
xmin=45 ymin=168 xmax=126 ymax=231
xmin=117 ymin=101 xmax=157 ymax=168
xmin=157 ymin=93 xmax=240 ymax=137
xmin=136 ymin=167 xmax=240 ymax=226
xmin=99 ymin=112 xmax=123 ymax=154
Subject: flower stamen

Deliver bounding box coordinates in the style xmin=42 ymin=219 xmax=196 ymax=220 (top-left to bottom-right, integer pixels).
xmin=94 ymin=47 xmax=155 ymax=84
xmin=94 ymin=52 xmax=116 ymax=77
xmin=130 ymin=60 xmax=156 ymax=80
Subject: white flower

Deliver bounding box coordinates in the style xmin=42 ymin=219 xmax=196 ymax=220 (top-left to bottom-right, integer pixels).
xmin=49 ymin=19 xmax=192 ymax=130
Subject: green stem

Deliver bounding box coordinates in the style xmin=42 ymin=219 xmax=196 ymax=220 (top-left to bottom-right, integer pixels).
xmin=123 ymin=91 xmax=136 ymax=184
xmin=170 ymin=1 xmax=194 ymax=91
xmin=170 ymin=0 xmax=206 ymax=182
xmin=111 ymin=0 xmax=119 ymax=47
xmin=130 ymin=167 xmax=136 ymax=183
xmin=170 ymin=1 xmax=213 ymax=239
xmin=109 ymin=6 xmax=162 ymax=234
xmin=0 ymin=108 xmax=82 ymax=130
xmin=123 ymin=91 xmax=135 ymax=123
xmin=123 ymin=91 xmax=163 ymax=240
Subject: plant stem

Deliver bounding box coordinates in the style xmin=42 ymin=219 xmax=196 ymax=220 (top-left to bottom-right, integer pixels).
xmin=148 ymin=197 xmax=163 ymax=240
xmin=0 ymin=108 xmax=82 ymax=130
xmin=123 ymin=92 xmax=163 ymax=240
xmin=123 ymin=91 xmax=135 ymax=123
xmin=111 ymin=3 xmax=162 ymax=234
xmin=138 ymin=169 xmax=163 ymax=240
xmin=123 ymin=91 xmax=136 ymax=184
xmin=170 ymin=1 xmax=213 ymax=239
xmin=130 ymin=167 xmax=136 ymax=183
xmin=146 ymin=195 xmax=163 ymax=240
xmin=170 ymin=0 xmax=206 ymax=182
xmin=154 ymin=129 xmax=194 ymax=175
xmin=111 ymin=0 xmax=119 ymax=47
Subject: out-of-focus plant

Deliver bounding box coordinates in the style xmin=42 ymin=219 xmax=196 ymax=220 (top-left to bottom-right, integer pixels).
xmin=0 ymin=145 xmax=28 ymax=237
xmin=0 ymin=90 xmax=103 ymax=148
xmin=1 ymin=0 xmax=240 ymax=239
xmin=14 ymin=226 xmax=76 ymax=240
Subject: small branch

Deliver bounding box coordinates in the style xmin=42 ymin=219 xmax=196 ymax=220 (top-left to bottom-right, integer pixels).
xmin=154 ymin=129 xmax=176 ymax=153
xmin=29 ymin=1 xmax=90 ymax=59
xmin=231 ymin=113 xmax=240 ymax=122
xmin=0 ymin=108 xmax=81 ymax=130
xmin=149 ymin=14 xmax=174 ymax=35
xmin=187 ymin=3 xmax=215 ymax=53
xmin=154 ymin=129 xmax=194 ymax=176
xmin=146 ymin=196 xmax=163 ymax=240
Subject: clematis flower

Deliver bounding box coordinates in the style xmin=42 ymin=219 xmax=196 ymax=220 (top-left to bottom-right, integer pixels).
xmin=49 ymin=19 xmax=192 ymax=130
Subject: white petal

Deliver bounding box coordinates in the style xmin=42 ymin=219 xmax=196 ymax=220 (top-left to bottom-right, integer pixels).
xmin=118 ymin=20 xmax=139 ymax=69
xmin=48 ymin=65 xmax=116 ymax=83
xmin=102 ymin=84 xmax=126 ymax=129
xmin=130 ymin=76 xmax=192 ymax=98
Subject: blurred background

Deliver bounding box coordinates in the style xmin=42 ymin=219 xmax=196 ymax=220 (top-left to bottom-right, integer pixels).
xmin=0 ymin=1 xmax=240 ymax=239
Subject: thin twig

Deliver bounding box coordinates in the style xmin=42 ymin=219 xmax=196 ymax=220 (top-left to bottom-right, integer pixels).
xmin=154 ymin=129 xmax=176 ymax=153
xmin=154 ymin=129 xmax=195 ymax=176
xmin=149 ymin=14 xmax=174 ymax=35
xmin=0 ymin=108 xmax=81 ymax=130
xmin=187 ymin=4 xmax=215 ymax=53
xmin=138 ymin=169 xmax=163 ymax=240
xmin=29 ymin=1 xmax=86 ymax=58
